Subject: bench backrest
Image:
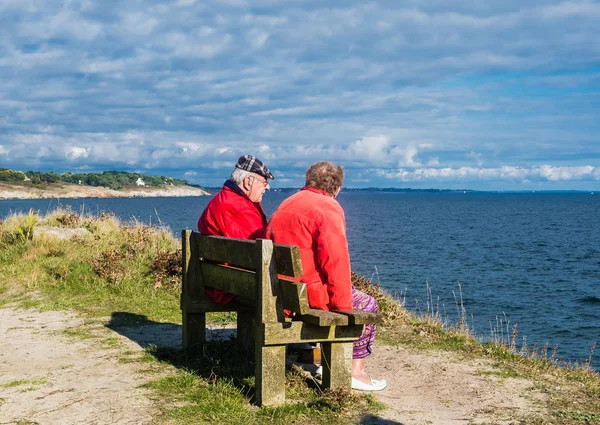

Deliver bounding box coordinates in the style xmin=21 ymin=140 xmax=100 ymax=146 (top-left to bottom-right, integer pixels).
xmin=182 ymin=230 xmax=313 ymax=323
xmin=182 ymin=230 xmax=380 ymax=327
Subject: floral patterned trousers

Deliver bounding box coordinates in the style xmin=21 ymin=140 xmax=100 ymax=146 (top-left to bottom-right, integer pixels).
xmin=351 ymin=287 xmax=378 ymax=359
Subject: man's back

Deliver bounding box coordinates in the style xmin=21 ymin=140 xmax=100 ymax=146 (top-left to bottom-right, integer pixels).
xmin=198 ymin=181 xmax=267 ymax=240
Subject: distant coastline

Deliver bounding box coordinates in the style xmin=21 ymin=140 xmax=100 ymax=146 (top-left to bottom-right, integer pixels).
xmin=0 ymin=182 xmax=211 ymax=200
xmin=209 ymin=187 xmax=596 ymax=194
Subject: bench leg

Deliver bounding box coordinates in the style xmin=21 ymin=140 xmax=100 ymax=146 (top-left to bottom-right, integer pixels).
xmin=254 ymin=343 xmax=285 ymax=406
xmin=182 ymin=310 xmax=206 ymax=349
xmin=321 ymin=341 xmax=353 ymax=390
xmin=237 ymin=310 xmax=254 ymax=353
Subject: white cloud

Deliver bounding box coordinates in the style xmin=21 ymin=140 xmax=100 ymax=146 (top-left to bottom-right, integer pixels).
xmin=391 ymin=145 xmax=422 ymax=167
xmin=537 ymin=165 xmax=595 ymax=181
xmin=0 ymin=0 xmax=40 ymax=13
xmin=378 ymin=165 xmax=598 ymax=182
xmin=347 ymin=135 xmax=391 ymax=161
xmin=65 ymin=146 xmax=89 ymax=160
xmin=467 ymin=151 xmax=484 ymax=166
xmin=246 ymin=29 xmax=269 ymax=49
xmin=427 ymin=157 xmax=440 ymax=166
xmin=160 ymin=30 xmax=231 ymax=58
xmin=541 ymin=1 xmax=600 ymax=19
xmin=120 ymin=12 xmax=159 ymax=36
xmin=20 ymin=9 xmax=103 ymax=41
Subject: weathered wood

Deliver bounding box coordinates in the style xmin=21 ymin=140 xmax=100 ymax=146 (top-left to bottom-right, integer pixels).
xmin=279 ymin=278 xmax=310 ymax=314
xmin=181 ymin=298 xmax=251 ymax=313
xmin=237 ymin=310 xmax=255 ymax=352
xmin=321 ymin=342 xmax=353 ymax=390
xmin=182 ymin=230 xmax=192 ymax=298
xmin=191 ymin=232 xmax=303 ymax=277
xmin=273 ymin=243 xmax=303 ymax=277
xmin=200 ymin=263 xmax=256 ymax=301
xmin=186 ymin=231 xmax=205 ymax=295
xmin=261 ymin=322 xmax=364 ymax=345
xmin=255 ymin=239 xmax=283 ymax=324
xmin=195 ymin=267 xmax=308 ymax=313
xmin=182 ymin=310 xmax=206 ymax=348
xmin=182 ymin=230 xmax=206 ymax=348
xmin=331 ymin=309 xmax=384 ymax=325
xmin=254 ymin=339 xmax=286 ymax=406
xmin=194 ymin=234 xmax=257 ymax=268
xmin=297 ymin=309 xmax=349 ymax=326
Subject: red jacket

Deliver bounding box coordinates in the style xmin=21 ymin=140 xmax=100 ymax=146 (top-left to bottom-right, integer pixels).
xmin=198 ymin=180 xmax=268 ymax=303
xmin=266 ymin=187 xmax=353 ymax=311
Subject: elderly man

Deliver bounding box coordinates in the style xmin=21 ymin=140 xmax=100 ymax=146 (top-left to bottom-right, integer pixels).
xmin=266 ymin=161 xmax=386 ymax=391
xmin=198 ymin=154 xmax=274 ymax=303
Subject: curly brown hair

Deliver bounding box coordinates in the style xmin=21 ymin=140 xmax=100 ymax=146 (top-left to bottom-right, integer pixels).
xmin=304 ymin=161 xmax=344 ymax=196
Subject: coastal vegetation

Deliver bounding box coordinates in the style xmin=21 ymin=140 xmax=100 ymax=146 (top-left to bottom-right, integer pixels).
xmin=0 ymin=208 xmax=599 ymax=424
xmin=0 ymin=168 xmax=193 ymax=190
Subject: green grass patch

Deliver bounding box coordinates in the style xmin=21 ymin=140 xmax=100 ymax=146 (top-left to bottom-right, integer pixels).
xmin=141 ymin=341 xmax=382 ymax=425
xmin=478 ymin=369 xmax=522 ymax=379
xmin=557 ymin=411 xmax=600 ymax=422
xmin=62 ymin=326 xmax=97 ymax=340
xmin=1 ymin=378 xmax=48 ymax=388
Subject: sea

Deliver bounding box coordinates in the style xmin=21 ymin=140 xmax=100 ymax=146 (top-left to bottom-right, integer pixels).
xmin=1 ymin=191 xmax=599 ymax=369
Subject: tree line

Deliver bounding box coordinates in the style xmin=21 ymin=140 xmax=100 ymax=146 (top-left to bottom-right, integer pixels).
xmin=0 ymin=169 xmax=190 ymax=190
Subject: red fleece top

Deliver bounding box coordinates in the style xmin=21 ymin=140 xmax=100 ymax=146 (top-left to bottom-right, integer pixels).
xmin=266 ymin=187 xmax=353 ymax=311
xmin=198 ymin=180 xmax=267 ymax=303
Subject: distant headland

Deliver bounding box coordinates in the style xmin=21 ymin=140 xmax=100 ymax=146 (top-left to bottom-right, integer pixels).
xmin=0 ymin=169 xmax=210 ymax=200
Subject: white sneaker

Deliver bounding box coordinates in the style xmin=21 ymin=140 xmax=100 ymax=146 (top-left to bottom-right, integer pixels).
xmin=351 ymin=377 xmax=387 ymax=391
xmin=315 ymin=365 xmax=322 ymax=376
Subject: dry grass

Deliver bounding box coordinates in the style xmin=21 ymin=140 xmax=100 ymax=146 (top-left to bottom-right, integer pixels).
xmin=1 ymin=208 xmax=599 ymax=424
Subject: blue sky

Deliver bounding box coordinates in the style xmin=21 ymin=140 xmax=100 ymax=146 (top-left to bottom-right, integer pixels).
xmin=1 ymin=0 xmax=599 ymax=190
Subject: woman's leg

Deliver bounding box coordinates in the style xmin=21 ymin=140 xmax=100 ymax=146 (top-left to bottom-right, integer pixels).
xmin=351 ymin=287 xmax=378 ymax=383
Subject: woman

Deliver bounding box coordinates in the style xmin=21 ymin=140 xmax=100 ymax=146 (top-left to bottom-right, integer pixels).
xmin=266 ymin=161 xmax=386 ymax=391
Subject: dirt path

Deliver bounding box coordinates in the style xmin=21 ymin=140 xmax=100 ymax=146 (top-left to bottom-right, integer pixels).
xmin=367 ymin=346 xmax=546 ymax=424
xmin=0 ymin=307 xmax=546 ymax=425
xmin=0 ymin=308 xmax=157 ymax=425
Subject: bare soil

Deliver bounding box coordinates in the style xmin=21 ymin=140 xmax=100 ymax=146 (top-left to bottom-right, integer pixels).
xmin=0 ymin=307 xmax=547 ymax=425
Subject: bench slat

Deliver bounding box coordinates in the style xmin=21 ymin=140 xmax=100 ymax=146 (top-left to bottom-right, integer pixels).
xmin=195 ymin=234 xmax=256 ymax=268
xmin=182 ymin=298 xmax=253 ymax=313
xmin=331 ymin=310 xmax=383 ymax=325
xmin=192 ymin=233 xmax=303 ymax=277
xmin=297 ymin=309 xmax=349 ymax=326
xmin=279 ymin=278 xmax=310 ymax=314
xmin=262 ymin=322 xmax=364 ymax=345
xmin=273 ymin=244 xmax=303 ymax=278
xmin=200 ymin=263 xmax=256 ymax=301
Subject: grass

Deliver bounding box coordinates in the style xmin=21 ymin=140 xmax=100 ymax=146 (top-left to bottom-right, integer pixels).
xmin=1 ymin=378 xmax=48 ymax=388
xmin=1 ymin=207 xmax=599 ymax=424
xmin=0 ymin=208 xmax=381 ymax=425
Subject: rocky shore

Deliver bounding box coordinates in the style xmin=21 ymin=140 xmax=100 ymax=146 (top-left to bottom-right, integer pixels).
xmin=0 ymin=183 xmax=211 ymax=200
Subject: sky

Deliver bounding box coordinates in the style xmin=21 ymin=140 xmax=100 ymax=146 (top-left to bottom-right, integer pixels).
xmin=1 ymin=0 xmax=599 ymax=190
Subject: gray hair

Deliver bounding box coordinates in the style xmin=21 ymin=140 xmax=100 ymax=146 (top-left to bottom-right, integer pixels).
xmin=230 ymin=167 xmax=252 ymax=184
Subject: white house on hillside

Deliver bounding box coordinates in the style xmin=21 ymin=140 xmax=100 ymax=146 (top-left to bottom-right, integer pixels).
xmin=136 ymin=178 xmax=145 ymax=186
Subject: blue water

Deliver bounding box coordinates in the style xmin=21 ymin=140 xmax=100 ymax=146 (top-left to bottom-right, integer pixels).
xmin=1 ymin=192 xmax=599 ymax=368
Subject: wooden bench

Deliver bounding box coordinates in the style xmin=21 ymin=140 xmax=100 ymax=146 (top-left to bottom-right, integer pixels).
xmin=180 ymin=230 xmax=382 ymax=406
